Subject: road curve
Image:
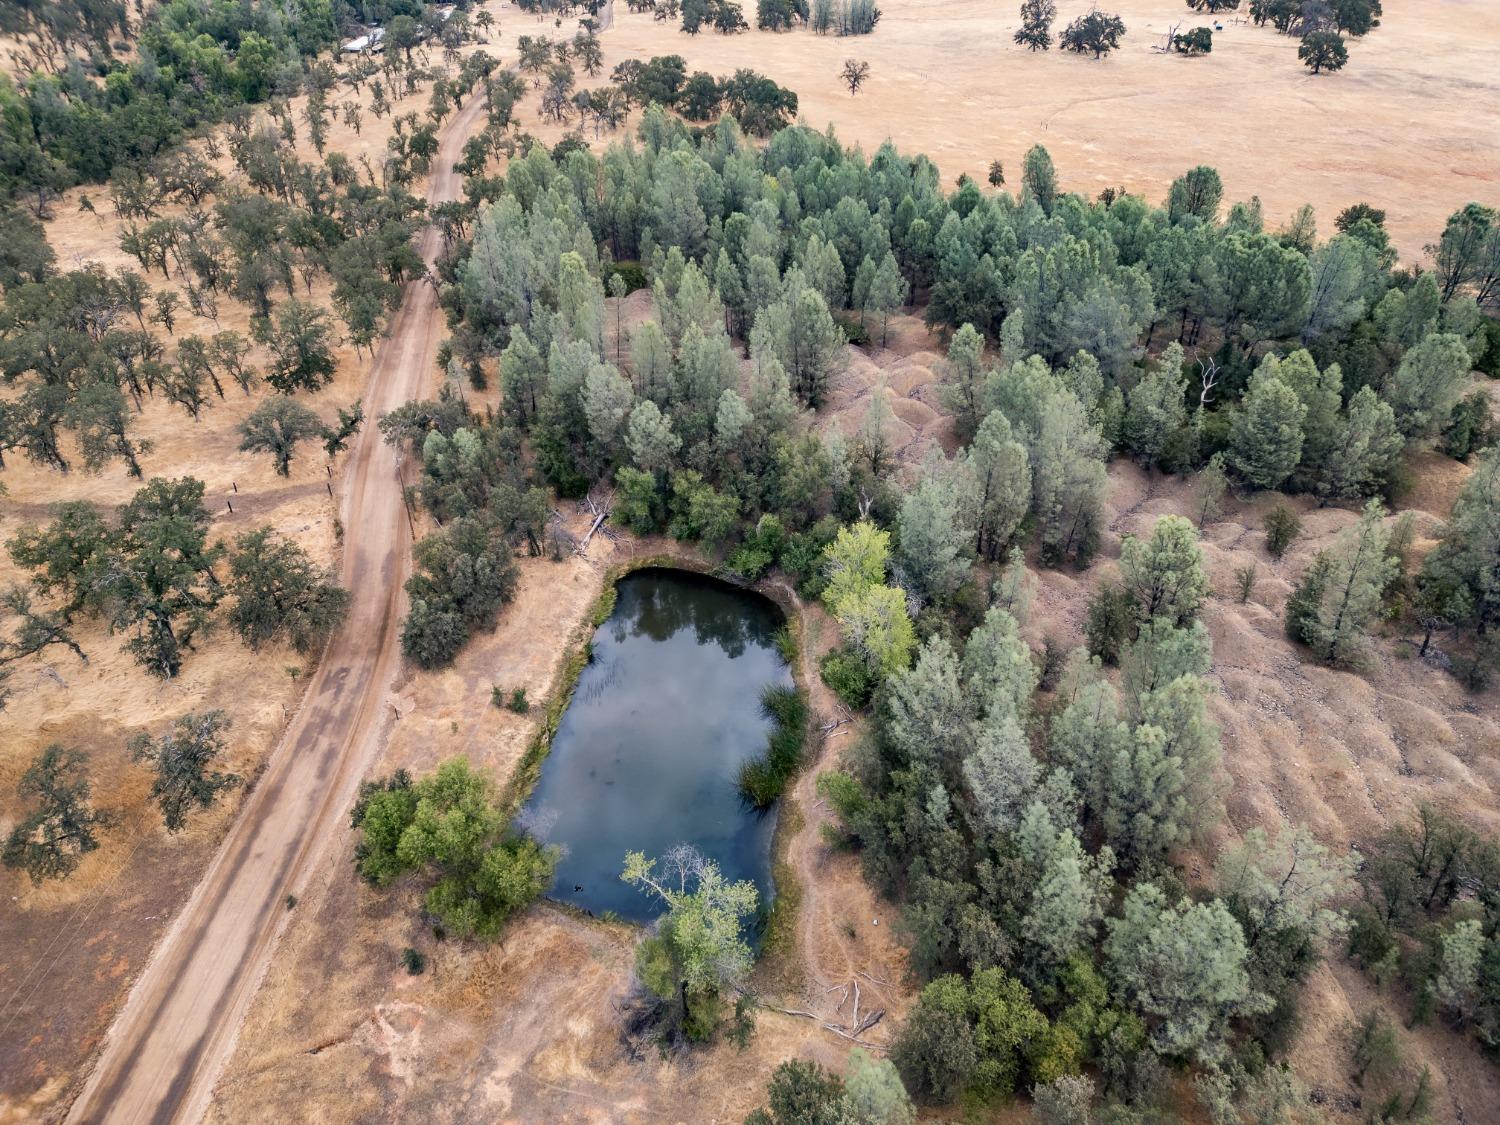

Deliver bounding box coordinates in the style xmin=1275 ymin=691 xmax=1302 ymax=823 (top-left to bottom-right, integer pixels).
xmin=65 ymin=90 xmax=489 ymax=1125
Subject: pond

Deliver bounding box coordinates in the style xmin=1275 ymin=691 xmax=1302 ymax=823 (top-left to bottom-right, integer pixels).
xmin=522 ymin=568 xmax=792 ymax=923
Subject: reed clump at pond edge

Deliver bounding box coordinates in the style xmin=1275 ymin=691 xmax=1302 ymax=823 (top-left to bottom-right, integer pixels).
xmin=737 ymin=684 xmax=809 ymax=809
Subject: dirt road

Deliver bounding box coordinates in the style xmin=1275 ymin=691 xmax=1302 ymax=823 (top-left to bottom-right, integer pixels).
xmin=63 ymin=91 xmax=488 ymax=1125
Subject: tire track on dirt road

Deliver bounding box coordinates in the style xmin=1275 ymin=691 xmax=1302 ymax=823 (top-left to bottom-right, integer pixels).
xmin=63 ymin=89 xmax=489 ymax=1125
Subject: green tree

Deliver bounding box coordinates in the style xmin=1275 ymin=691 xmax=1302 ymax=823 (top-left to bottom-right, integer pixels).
xmin=1014 ymin=0 xmax=1057 ymax=50
xmin=1167 ymin=165 xmax=1223 ymax=225
xmin=897 ymin=451 xmax=975 ymax=604
xmin=227 ymin=529 xmax=349 ymax=653
xmin=1420 ymin=448 xmax=1500 ymax=636
xmin=1433 ymin=919 xmax=1484 ymax=1021
xmin=1428 ymin=202 xmax=1496 ymax=303
xmin=1264 ymin=503 xmax=1302 ymax=559
xmin=623 ymin=845 xmax=759 ymax=1040
xmin=1021 ymin=144 xmax=1058 ymax=213
xmin=254 ymin=299 xmax=337 ymax=394
xmin=128 ymin=711 xmax=241 ymax=833
xmin=1105 ymin=882 xmax=1267 ymax=1063
xmin=1118 ymin=515 xmax=1209 ymax=626
xmin=1060 ymin=10 xmax=1127 ymax=57
xmin=1194 ymin=451 xmax=1229 ymax=527
xmin=625 ymin=400 xmax=682 ymax=473
xmin=752 ymin=281 xmax=845 ymax=407
xmin=890 ymin=977 xmax=979 ymax=1104
xmin=965 ymin=411 xmax=1031 ymax=560
xmin=1228 ymin=360 xmax=1307 ymax=490
xmin=1299 ymin=30 xmax=1348 ymax=75
xmin=942 ymin=323 xmax=988 ymax=439
xmin=835 ymin=583 xmax=915 ymax=678
xmin=3 ymin=746 xmax=113 ymax=884
xmin=1321 ymin=385 xmax=1403 ymax=501
xmin=238 ymin=396 xmax=324 ymax=476
xmin=1017 ymin=804 xmax=1115 ymax=973
xmin=861 ymin=251 xmax=908 ymax=347
xmin=1286 ymin=500 xmax=1396 ymax=666
xmin=402 ymin=517 xmax=520 ymax=668
xmin=1124 ymin=346 xmax=1190 ymax=469
xmin=353 ymin=758 xmax=556 ymax=939
xmin=744 ymin=1059 xmax=847 ymax=1125
xmin=892 ymin=969 xmax=1049 ymax=1103
xmin=93 ymin=478 xmax=223 ymax=678
xmin=822 ymin=520 xmax=892 ymax=610
xmin=1383 ymin=332 xmax=1472 ymax=439
xmin=69 ymin=382 xmax=150 ymax=477
xmin=1217 ymin=824 xmax=1354 ymax=975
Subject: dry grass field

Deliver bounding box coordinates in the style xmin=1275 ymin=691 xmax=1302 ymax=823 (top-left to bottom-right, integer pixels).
xmin=608 ymin=0 xmax=1500 ymax=261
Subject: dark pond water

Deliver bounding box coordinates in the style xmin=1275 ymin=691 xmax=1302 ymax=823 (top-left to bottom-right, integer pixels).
xmin=522 ymin=568 xmax=790 ymax=923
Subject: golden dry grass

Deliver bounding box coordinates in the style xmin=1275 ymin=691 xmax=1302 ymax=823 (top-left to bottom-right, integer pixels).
xmin=607 ymin=0 xmax=1500 ymax=260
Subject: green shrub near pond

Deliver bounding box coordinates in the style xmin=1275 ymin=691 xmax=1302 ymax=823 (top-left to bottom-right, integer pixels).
xmin=737 ymin=684 xmax=809 ymax=808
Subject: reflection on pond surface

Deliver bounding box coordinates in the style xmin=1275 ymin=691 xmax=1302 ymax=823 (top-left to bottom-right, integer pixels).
xmin=522 ymin=568 xmax=790 ymax=922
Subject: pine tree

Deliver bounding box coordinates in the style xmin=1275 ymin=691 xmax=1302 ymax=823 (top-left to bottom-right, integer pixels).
xmin=500 ymin=329 xmax=547 ymax=426
xmin=965 ymin=412 xmax=1031 ymax=560
xmin=884 ymin=636 xmax=968 ymax=772
xmin=961 ymin=711 xmax=1036 ymax=839
xmin=1105 ymin=883 xmax=1267 ymax=1063
xmin=1421 ymin=448 xmax=1500 ymax=635
xmin=864 ymin=251 xmax=908 ymax=347
xmin=1320 ymin=385 xmax=1403 ymax=501
xmin=898 ymin=450 xmax=975 ymax=604
xmin=625 ymin=400 xmax=682 ymax=473
xmin=1021 ymin=145 xmax=1058 ymax=214
xmin=942 ymin=323 xmax=988 ymax=441
xmin=1287 ymin=500 xmax=1396 ymax=667
xmin=1194 ymin=451 xmax=1229 ymax=527
xmin=1228 ymin=359 xmax=1307 ymax=490
xmin=1118 ymin=516 xmax=1210 ymax=626
xmin=1017 ymin=803 xmax=1114 ymax=972
xmin=1124 ymin=346 xmax=1190 ymax=470
xmin=752 ymin=281 xmax=845 ymax=407
xmin=1383 ymin=332 xmax=1472 ymax=439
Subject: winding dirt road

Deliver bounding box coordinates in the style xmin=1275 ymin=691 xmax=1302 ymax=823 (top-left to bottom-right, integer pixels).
xmin=64 ymin=90 xmax=488 ymax=1125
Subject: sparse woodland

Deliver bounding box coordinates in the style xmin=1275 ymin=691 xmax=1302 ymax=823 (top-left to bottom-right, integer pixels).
xmin=2 ymin=0 xmax=1500 ymax=1122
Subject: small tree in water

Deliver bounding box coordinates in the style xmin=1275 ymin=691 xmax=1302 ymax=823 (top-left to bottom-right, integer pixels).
xmin=622 ymin=844 xmax=758 ymax=1042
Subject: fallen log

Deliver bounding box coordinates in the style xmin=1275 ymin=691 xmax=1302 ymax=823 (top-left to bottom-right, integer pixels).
xmin=578 ymin=509 xmax=608 ymax=553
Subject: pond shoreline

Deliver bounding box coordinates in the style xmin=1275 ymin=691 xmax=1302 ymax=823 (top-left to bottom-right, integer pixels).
xmin=502 ymin=550 xmax=813 ymax=959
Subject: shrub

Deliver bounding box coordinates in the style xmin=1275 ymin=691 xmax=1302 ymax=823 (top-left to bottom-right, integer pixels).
xmin=1235 ymin=564 xmax=1258 ymax=603
xmin=1084 ymin=582 xmax=1136 ymax=665
xmin=836 ymin=311 xmax=872 ymax=347
xmin=402 ymin=947 xmax=427 ymax=975
xmin=507 ymin=687 xmax=530 ymax=713
xmin=604 ymin=260 xmax=649 ymax=294
xmin=736 ymin=684 xmax=808 ymax=808
xmin=820 ymin=644 xmax=876 ymax=708
xmin=1264 ymin=504 xmax=1302 ymax=560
